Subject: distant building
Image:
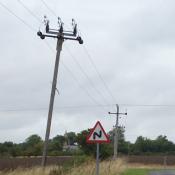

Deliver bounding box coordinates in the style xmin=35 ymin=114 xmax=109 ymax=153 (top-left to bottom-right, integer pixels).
xmin=63 ymin=131 xmax=79 ymax=152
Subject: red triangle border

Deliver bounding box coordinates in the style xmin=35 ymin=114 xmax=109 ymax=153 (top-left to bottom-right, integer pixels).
xmin=86 ymin=121 xmax=110 ymax=144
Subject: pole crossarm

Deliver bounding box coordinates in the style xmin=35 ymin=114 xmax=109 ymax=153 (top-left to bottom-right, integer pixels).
xmin=37 ymin=16 xmax=83 ymax=44
xmin=108 ymin=112 xmax=127 ymax=115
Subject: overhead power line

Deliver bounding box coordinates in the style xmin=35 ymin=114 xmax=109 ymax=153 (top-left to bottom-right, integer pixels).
xmin=120 ymin=104 xmax=175 ymax=107
xmin=0 ymin=1 xmax=35 ymax=32
xmin=82 ymin=45 xmax=117 ymax=104
xmin=3 ymin=1 xmax=175 ymax=112
xmin=44 ymin=41 xmax=103 ymax=106
xmin=0 ymin=104 xmax=115 ymax=112
xmin=40 ymin=0 xmax=57 ymax=18
xmin=1 ymin=104 xmax=175 ymax=113
xmin=1 ymin=1 xmax=105 ymax=108
xmin=17 ymin=0 xmax=41 ymax=22
xmin=16 ymin=0 xmax=105 ymax=107
xmin=65 ymin=46 xmax=111 ymax=105
xmin=38 ymin=0 xmax=112 ymax=107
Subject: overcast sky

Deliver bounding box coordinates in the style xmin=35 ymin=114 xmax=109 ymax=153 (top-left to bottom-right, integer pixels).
xmin=0 ymin=0 xmax=175 ymax=143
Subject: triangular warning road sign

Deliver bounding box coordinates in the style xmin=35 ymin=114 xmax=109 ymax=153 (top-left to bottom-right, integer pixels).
xmin=86 ymin=121 xmax=110 ymax=144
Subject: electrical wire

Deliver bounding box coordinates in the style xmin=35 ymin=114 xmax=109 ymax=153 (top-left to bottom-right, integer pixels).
xmin=0 ymin=1 xmax=36 ymax=32
xmin=1 ymin=1 xmax=106 ymax=108
xmin=2 ymin=1 xmax=175 ymax=113
xmin=82 ymin=45 xmax=117 ymax=103
xmin=16 ymin=0 xmax=105 ymax=106
xmin=17 ymin=0 xmax=41 ymax=22
xmin=39 ymin=0 xmax=113 ymax=107
xmin=38 ymin=0 xmax=116 ymax=106
xmin=1 ymin=104 xmax=175 ymax=113
xmin=120 ymin=104 xmax=175 ymax=107
xmin=65 ymin=45 xmax=111 ymax=105
xmin=41 ymin=41 xmax=103 ymax=106
xmin=0 ymin=104 xmax=115 ymax=112
xmin=40 ymin=0 xmax=57 ymax=18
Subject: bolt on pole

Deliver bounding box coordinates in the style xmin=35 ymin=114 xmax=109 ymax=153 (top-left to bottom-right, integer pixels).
xmin=108 ymin=104 xmax=127 ymax=160
xmin=37 ymin=16 xmax=83 ymax=167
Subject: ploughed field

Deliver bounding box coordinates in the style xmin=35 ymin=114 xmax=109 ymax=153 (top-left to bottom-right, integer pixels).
xmin=0 ymin=156 xmax=72 ymax=170
xmin=1 ymin=156 xmax=175 ymax=171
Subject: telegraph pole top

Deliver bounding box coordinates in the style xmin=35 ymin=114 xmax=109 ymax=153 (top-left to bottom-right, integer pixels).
xmin=37 ymin=16 xmax=83 ymax=44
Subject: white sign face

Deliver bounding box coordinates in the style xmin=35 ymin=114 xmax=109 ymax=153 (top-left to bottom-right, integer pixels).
xmin=86 ymin=121 xmax=110 ymax=143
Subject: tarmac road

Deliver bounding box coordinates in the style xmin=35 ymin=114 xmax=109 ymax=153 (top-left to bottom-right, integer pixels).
xmin=149 ymin=170 xmax=175 ymax=175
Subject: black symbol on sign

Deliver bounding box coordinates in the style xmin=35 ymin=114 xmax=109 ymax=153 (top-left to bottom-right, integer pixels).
xmin=93 ymin=130 xmax=102 ymax=139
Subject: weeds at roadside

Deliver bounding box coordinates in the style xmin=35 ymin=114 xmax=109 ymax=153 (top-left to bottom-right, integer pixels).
xmin=0 ymin=157 xmax=125 ymax=175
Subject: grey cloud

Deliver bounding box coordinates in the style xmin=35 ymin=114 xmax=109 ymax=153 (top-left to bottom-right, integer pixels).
xmin=0 ymin=0 xmax=175 ymax=143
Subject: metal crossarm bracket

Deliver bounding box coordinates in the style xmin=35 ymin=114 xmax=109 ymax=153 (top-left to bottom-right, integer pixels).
xmin=37 ymin=16 xmax=83 ymax=44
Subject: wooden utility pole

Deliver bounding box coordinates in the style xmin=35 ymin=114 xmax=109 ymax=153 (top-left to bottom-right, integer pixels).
xmin=108 ymin=104 xmax=127 ymax=159
xmin=37 ymin=17 xmax=83 ymax=167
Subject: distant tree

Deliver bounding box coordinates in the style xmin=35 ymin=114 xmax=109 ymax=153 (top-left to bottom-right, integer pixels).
xmin=108 ymin=126 xmax=128 ymax=154
xmin=48 ymin=135 xmax=65 ymax=155
xmin=131 ymin=135 xmax=175 ymax=155
xmin=133 ymin=136 xmax=148 ymax=154
xmin=154 ymin=135 xmax=175 ymax=153
xmin=77 ymin=129 xmax=96 ymax=155
xmin=25 ymin=135 xmax=42 ymax=146
xmin=23 ymin=134 xmax=43 ymax=156
xmin=0 ymin=142 xmax=14 ymax=157
xmin=66 ymin=132 xmax=77 ymax=145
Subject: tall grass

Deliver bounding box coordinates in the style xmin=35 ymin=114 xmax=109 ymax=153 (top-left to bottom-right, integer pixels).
xmin=0 ymin=158 xmax=125 ymax=175
xmin=65 ymin=158 xmax=125 ymax=175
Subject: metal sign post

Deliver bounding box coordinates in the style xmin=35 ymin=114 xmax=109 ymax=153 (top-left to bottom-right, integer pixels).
xmin=86 ymin=121 xmax=110 ymax=175
xmin=96 ymin=143 xmax=100 ymax=175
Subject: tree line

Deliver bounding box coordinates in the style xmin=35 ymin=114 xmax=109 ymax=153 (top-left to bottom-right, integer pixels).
xmin=1 ymin=127 xmax=175 ymax=158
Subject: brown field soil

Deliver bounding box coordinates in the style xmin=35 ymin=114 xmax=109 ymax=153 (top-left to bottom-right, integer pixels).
xmin=0 ymin=156 xmax=72 ymax=171
xmin=0 ymin=155 xmax=175 ymax=171
xmin=127 ymin=155 xmax=175 ymax=165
